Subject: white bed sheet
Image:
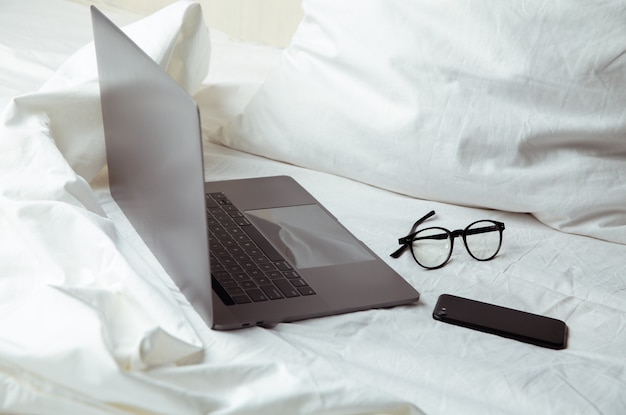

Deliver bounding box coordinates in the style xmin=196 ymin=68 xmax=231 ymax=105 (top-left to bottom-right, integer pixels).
xmin=1 ymin=1 xmax=625 ymax=414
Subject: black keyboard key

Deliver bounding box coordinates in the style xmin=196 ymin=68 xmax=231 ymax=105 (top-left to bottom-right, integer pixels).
xmin=209 ymin=240 xmax=223 ymax=250
xmin=240 ymin=241 xmax=256 ymax=250
xmin=232 ymin=273 xmax=250 ymax=282
xmin=210 ymin=192 xmax=227 ymax=200
xmin=240 ymin=280 xmax=257 ymax=290
xmin=213 ymin=212 xmax=232 ymax=222
xmin=213 ymin=249 xmax=231 ymax=258
xmin=233 ymin=234 xmax=251 ymax=243
xmin=212 ymin=270 xmax=231 ymax=280
xmin=241 ymin=260 xmax=258 ymax=270
xmin=283 ymin=270 xmax=301 ymax=279
xmin=226 ymin=246 xmax=245 ymax=256
xmin=233 ymin=252 xmax=252 ymax=262
xmin=247 ymin=269 xmax=264 ymax=279
xmin=253 ymin=276 xmax=271 ymax=286
xmin=225 ymin=264 xmax=244 ymax=273
xmin=274 ymin=279 xmax=301 ymax=298
xmin=227 ymin=227 xmax=245 ymax=236
xmin=266 ymin=271 xmax=283 ymax=279
xmin=213 ymin=230 xmax=230 ymax=240
xmin=219 ymin=278 xmax=238 ymax=288
xmin=234 ymin=217 xmax=251 ymax=226
xmin=247 ymin=288 xmax=268 ymax=302
xmin=241 ymin=225 xmax=284 ymax=261
xmin=221 ymin=239 xmax=237 ymax=248
xmin=252 ymin=256 xmax=270 ymax=264
xmin=225 ymin=286 xmax=245 ymax=297
xmin=290 ymin=278 xmax=308 ymax=287
xmin=232 ymin=295 xmax=252 ymax=304
xmin=217 ymin=199 xmax=232 ymax=206
xmin=205 ymin=196 xmax=219 ymax=208
xmin=245 ymin=247 xmax=262 ymax=256
xmin=214 ymin=231 xmax=234 ymax=242
xmin=275 ymin=261 xmax=292 ymax=271
xmin=298 ymin=286 xmax=316 ymax=296
xmin=219 ymin=256 xmax=237 ymax=267
xmin=260 ymin=285 xmax=284 ymax=300
xmin=209 ymin=224 xmax=225 ymax=233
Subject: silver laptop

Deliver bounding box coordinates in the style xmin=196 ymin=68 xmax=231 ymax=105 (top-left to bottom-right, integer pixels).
xmin=91 ymin=6 xmax=419 ymax=330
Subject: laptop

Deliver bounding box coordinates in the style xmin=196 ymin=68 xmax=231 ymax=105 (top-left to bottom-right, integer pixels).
xmin=91 ymin=6 xmax=419 ymax=330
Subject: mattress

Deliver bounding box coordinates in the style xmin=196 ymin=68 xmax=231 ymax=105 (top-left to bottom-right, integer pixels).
xmin=1 ymin=1 xmax=625 ymax=414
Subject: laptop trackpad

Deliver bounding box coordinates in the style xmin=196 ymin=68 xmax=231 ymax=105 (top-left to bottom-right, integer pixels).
xmin=245 ymin=205 xmax=374 ymax=269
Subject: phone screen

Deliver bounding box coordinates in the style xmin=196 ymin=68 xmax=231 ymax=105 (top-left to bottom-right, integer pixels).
xmin=433 ymin=294 xmax=567 ymax=349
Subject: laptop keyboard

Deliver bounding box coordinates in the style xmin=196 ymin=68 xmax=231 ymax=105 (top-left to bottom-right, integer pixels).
xmin=206 ymin=192 xmax=316 ymax=305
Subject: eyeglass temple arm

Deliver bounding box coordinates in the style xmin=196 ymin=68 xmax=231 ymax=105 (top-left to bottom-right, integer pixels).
xmin=409 ymin=210 xmax=436 ymax=234
xmin=390 ymin=210 xmax=436 ymax=258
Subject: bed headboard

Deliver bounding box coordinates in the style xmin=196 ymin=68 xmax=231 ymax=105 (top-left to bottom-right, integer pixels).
xmin=89 ymin=0 xmax=303 ymax=47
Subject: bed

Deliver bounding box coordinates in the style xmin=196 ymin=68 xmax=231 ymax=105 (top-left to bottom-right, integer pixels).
xmin=1 ymin=0 xmax=625 ymax=413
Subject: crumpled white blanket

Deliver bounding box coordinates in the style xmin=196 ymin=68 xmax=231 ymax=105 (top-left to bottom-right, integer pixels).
xmin=0 ymin=3 xmax=424 ymax=412
xmin=0 ymin=0 xmax=213 ymax=408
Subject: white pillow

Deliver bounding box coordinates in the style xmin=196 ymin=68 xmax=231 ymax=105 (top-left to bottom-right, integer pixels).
xmin=215 ymin=0 xmax=626 ymax=244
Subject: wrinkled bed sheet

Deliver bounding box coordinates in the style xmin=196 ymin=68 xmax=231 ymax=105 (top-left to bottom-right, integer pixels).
xmin=1 ymin=1 xmax=625 ymax=414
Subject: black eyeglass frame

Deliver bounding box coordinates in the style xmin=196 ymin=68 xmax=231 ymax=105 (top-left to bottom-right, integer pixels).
xmin=390 ymin=210 xmax=505 ymax=270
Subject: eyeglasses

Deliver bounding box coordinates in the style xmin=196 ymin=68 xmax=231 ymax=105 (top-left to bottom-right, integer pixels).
xmin=391 ymin=210 xmax=505 ymax=269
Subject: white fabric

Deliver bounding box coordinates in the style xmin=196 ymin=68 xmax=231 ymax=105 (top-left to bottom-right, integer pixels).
xmin=216 ymin=0 xmax=626 ymax=245
xmin=0 ymin=0 xmax=206 ymax=410
xmin=1 ymin=1 xmax=626 ymax=414
xmin=1 ymin=0 xmax=210 ymax=182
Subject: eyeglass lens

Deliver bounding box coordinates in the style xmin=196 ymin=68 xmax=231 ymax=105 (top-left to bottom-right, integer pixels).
xmin=464 ymin=220 xmax=502 ymax=261
xmin=411 ymin=227 xmax=451 ymax=269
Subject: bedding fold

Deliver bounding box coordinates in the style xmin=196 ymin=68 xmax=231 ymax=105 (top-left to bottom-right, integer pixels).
xmin=0 ymin=1 xmax=213 ymax=409
xmin=0 ymin=0 xmax=210 ymax=183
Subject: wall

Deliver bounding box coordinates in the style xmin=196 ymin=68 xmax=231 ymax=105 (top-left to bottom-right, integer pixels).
xmin=85 ymin=0 xmax=303 ymax=47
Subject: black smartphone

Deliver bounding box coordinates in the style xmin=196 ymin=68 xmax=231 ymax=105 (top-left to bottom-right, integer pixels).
xmin=433 ymin=294 xmax=568 ymax=349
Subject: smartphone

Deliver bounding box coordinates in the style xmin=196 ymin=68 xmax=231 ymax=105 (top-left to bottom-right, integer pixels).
xmin=433 ymin=294 xmax=567 ymax=349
